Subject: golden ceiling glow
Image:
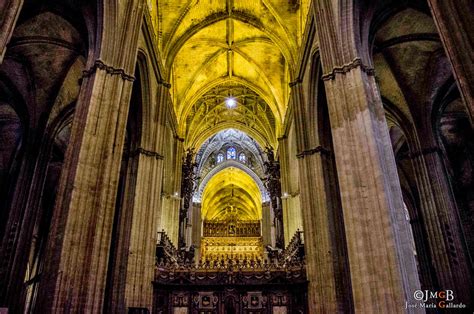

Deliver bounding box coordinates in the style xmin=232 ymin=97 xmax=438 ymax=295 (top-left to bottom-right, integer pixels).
xmin=201 ymin=167 xmax=262 ymax=221
xmin=148 ymin=0 xmax=312 ymax=146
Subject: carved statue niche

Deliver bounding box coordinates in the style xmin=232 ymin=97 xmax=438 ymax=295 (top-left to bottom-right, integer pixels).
xmin=263 ymin=148 xmax=284 ymax=249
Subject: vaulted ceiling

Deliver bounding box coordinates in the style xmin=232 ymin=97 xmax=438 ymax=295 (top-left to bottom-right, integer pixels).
xmin=148 ymin=0 xmax=311 ymax=147
xmin=201 ymin=167 xmax=262 ymax=221
xmin=146 ymin=1 xmax=311 ymax=221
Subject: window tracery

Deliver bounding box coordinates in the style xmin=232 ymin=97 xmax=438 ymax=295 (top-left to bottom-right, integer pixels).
xmin=239 ymin=152 xmax=246 ymax=163
xmin=227 ymin=147 xmax=236 ymax=160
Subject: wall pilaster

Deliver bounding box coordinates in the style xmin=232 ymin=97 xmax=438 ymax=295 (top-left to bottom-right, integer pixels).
xmin=123 ymin=83 xmax=170 ymax=310
xmin=0 ymin=0 xmax=23 ymax=63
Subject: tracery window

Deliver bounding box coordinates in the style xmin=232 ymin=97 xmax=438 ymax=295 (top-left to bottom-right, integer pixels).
xmin=217 ymin=153 xmax=224 ymax=163
xmin=227 ymin=147 xmax=236 ymax=160
xmin=239 ymin=152 xmax=246 ymax=163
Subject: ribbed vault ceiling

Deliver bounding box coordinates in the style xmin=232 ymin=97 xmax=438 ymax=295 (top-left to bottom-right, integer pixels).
xmin=149 ymin=0 xmax=311 ymax=147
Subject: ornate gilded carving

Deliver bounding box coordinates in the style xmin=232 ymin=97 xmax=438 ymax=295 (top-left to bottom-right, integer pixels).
xmin=203 ymin=220 xmax=261 ymax=237
xmin=200 ymin=236 xmax=263 ymax=262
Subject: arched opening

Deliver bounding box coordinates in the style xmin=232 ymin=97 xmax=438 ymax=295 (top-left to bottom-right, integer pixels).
xmin=23 ymin=115 xmax=72 ymax=312
xmin=223 ymin=295 xmax=238 ymax=314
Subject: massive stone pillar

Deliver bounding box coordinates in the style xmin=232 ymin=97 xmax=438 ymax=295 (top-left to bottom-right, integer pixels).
xmin=312 ymin=1 xmax=422 ymax=312
xmin=0 ymin=0 xmax=23 ymax=63
xmin=322 ymin=64 xmax=421 ymax=313
xmin=34 ymin=2 xmax=144 ymax=311
xmin=427 ymin=0 xmax=474 ymax=121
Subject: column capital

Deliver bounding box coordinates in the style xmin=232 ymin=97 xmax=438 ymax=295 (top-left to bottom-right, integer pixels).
xmin=82 ymin=59 xmax=135 ymax=81
xmin=158 ymin=79 xmax=171 ymax=88
xmin=321 ymin=58 xmax=375 ymax=81
xmin=174 ymin=135 xmax=185 ymax=142
xmin=289 ymin=78 xmax=303 ymax=87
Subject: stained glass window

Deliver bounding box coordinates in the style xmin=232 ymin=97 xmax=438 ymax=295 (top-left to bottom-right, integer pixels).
xmin=239 ymin=153 xmax=246 ymax=163
xmin=227 ymin=147 xmax=236 ymax=159
xmin=217 ymin=153 xmax=224 ymax=163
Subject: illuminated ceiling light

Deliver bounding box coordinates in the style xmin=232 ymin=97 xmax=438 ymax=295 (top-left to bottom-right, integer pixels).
xmin=225 ymin=97 xmax=237 ymax=109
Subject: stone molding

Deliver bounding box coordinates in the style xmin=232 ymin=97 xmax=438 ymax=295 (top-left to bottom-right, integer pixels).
xmin=174 ymin=135 xmax=185 ymax=142
xmin=321 ymin=58 xmax=375 ymax=81
xmin=157 ymin=79 xmax=171 ymax=88
xmin=82 ymin=59 xmax=135 ymax=81
xmin=397 ymin=147 xmax=441 ymax=160
xmin=136 ymin=147 xmax=164 ymax=160
xmin=289 ymin=78 xmax=303 ymax=88
xmin=296 ymin=145 xmax=331 ymax=158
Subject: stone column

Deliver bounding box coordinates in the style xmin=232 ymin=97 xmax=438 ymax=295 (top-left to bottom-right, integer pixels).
xmin=0 ymin=0 xmax=23 ymax=63
xmin=123 ymin=83 xmax=170 ymax=310
xmin=171 ymin=138 xmax=184 ymax=245
xmin=34 ymin=2 xmax=144 ymax=310
xmin=313 ymin=3 xmax=423 ymax=313
xmin=322 ymin=66 xmax=423 ymax=312
xmin=36 ymin=61 xmax=136 ymax=312
xmin=427 ymin=0 xmax=474 ymax=121
xmin=291 ymin=81 xmax=352 ymax=313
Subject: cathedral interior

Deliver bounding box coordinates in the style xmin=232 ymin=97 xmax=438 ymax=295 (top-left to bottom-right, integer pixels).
xmin=0 ymin=0 xmax=473 ymax=313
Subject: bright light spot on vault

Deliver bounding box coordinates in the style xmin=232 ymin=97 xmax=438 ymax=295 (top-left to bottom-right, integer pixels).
xmin=225 ymin=97 xmax=237 ymax=109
